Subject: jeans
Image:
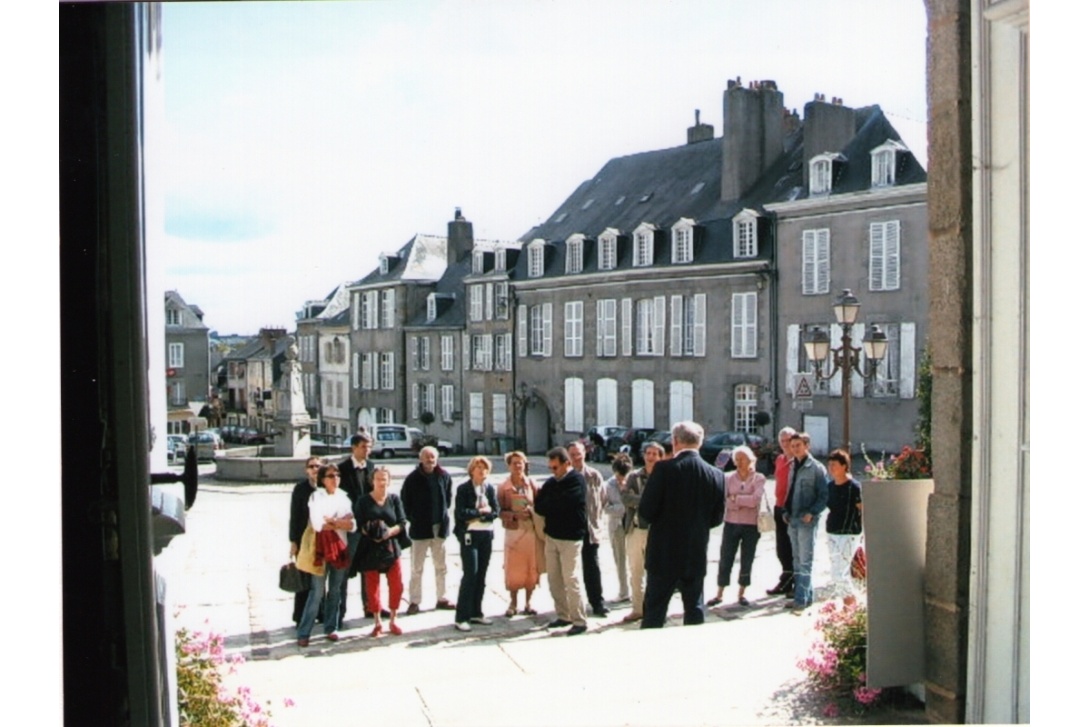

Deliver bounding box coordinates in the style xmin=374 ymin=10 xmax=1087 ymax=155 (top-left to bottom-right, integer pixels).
xmin=455 ymin=530 xmax=493 ymax=623
xmin=787 ymin=518 xmax=818 ymax=607
xmin=717 ymin=522 xmax=760 ymax=588
xmin=298 ymin=565 xmax=347 ymax=639
xmin=773 ymin=506 xmax=793 ymax=582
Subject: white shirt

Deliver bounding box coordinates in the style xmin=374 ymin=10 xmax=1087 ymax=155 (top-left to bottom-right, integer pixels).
xmin=308 ymin=487 xmax=357 ymax=544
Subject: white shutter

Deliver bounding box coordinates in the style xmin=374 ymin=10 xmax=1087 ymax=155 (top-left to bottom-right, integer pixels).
xmin=542 ymin=303 xmax=553 ymax=357
xmin=830 ymin=323 xmax=843 ymax=396
xmin=900 ymin=322 xmax=916 ymax=399
xmin=352 ymin=353 xmax=360 ymax=389
xmin=632 ymin=379 xmax=654 ymax=428
xmin=597 ymin=378 xmax=618 ymax=426
xmin=817 ymin=230 xmax=830 ymax=294
xmin=517 ymin=304 xmax=527 ymax=357
xmin=463 ymin=333 xmax=470 ymax=371
xmin=596 ymin=300 xmax=605 ymax=356
xmin=621 ymin=298 xmax=632 ymax=356
xmin=786 ymin=324 xmax=800 ymax=379
xmin=421 ymin=337 xmax=430 ymax=371
xmin=411 ymin=383 xmax=419 ymax=419
xmin=485 ymin=283 xmax=494 ymax=320
xmin=670 ymin=295 xmax=683 ymax=355
xmin=693 ymin=293 xmax=706 ymax=357
xmin=652 ymin=296 xmax=666 ymax=356
xmin=886 ymin=221 xmax=901 ymax=290
xmin=851 ymin=323 xmax=865 ymax=398
xmin=352 ymin=293 xmax=359 ymax=330
xmin=409 ymin=337 xmax=418 ymax=371
xmin=802 ymin=231 xmax=815 ymax=295
xmin=870 ymin=223 xmax=884 ymax=290
xmin=732 ymin=293 xmax=755 ymax=358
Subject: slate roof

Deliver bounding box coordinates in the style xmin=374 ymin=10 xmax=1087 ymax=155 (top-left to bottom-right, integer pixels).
xmin=405 ymin=255 xmax=471 ymax=329
xmin=352 ymin=234 xmax=449 ymax=287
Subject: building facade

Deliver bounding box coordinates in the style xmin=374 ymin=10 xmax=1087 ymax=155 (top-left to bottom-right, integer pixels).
xmin=164 ymin=290 xmax=210 ymax=433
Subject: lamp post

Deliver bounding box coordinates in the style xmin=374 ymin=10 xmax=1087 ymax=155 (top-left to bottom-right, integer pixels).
xmin=802 ymin=289 xmax=889 ymax=454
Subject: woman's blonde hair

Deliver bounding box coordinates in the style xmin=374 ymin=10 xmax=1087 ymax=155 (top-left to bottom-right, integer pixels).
xmin=504 ymin=450 xmax=528 ymax=466
xmin=467 ymin=455 xmax=493 ymax=475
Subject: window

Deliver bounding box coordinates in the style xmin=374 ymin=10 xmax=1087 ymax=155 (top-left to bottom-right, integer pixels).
xmin=731 ymin=292 xmax=758 ymax=358
xmin=360 ymin=353 xmax=374 ymax=390
xmin=634 ymin=226 xmax=654 ymax=267
xmin=564 ymin=301 xmax=583 ymax=356
xmin=596 ymin=299 xmax=617 ymax=356
xmin=529 ymin=303 xmax=552 ymax=356
xmin=596 ymin=378 xmax=617 ymax=427
xmin=423 ymin=384 xmax=435 ymax=419
xmin=870 ymin=140 xmax=905 ymax=188
xmin=671 ymin=219 xmax=694 ymax=263
xmin=379 ymin=352 xmax=394 ymax=390
xmin=669 ymin=381 xmax=694 ymax=425
xmin=620 ymin=298 xmax=632 ymax=356
xmin=493 ymin=393 xmax=508 ymax=435
xmin=335 ymin=381 xmax=344 ymax=409
xmin=869 ymin=221 xmax=901 ymax=291
xmin=166 ymin=308 xmax=180 ymax=326
xmin=472 ymin=249 xmax=485 ymax=274
xmin=469 ymin=392 xmax=484 ymax=431
xmin=358 ymin=290 xmax=379 ymax=329
xmin=469 ymin=285 xmax=483 ymax=322
xmin=494 ymin=281 xmax=509 ymax=320
xmin=472 ymin=334 xmax=493 ymax=371
xmin=564 ymin=378 xmax=584 ymax=432
xmin=598 ymin=229 xmax=618 ymax=270
xmin=441 ymin=384 xmax=455 ymax=423
xmin=733 ymin=210 xmax=758 ymax=258
xmin=380 ymin=289 xmax=395 ymax=328
xmin=485 ymin=283 xmax=494 ymax=320
xmin=441 ymin=335 xmax=454 ymax=371
xmin=635 ymin=297 xmax=665 ymax=355
xmin=168 ymin=342 xmax=184 ymax=368
xmin=734 ymin=384 xmax=759 ymax=433
xmin=802 ymin=229 xmax=831 ymax=295
xmin=669 ymin=294 xmax=706 ymax=357
xmin=495 ymin=248 xmax=507 ymax=272
xmin=565 ymin=234 xmax=584 ymax=274
xmin=810 ymin=157 xmax=832 ymax=195
xmin=419 ymin=337 xmax=430 ymax=371
xmin=496 ymin=333 xmax=512 ymax=371
xmin=632 ymin=379 xmax=654 ymax=428
xmin=426 ymin=294 xmax=437 ymax=322
xmin=411 ymin=383 xmax=420 ymax=419
xmin=379 ymin=255 xmax=390 ymax=275
xmin=528 ymin=240 xmax=545 ymax=278
xmin=169 ymin=380 xmax=186 ymax=406
xmin=377 ymin=408 xmax=394 ymax=424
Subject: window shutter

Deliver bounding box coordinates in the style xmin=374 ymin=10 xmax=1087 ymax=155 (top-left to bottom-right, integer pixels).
xmin=409 ymin=337 xmax=418 ymax=371
xmin=693 ymin=293 xmax=706 ymax=357
xmin=802 ymin=231 xmax=815 ymax=295
xmin=463 ymin=333 xmax=470 ymax=371
xmin=870 ymin=223 xmax=884 ymax=290
xmin=670 ymin=295 xmax=683 ymax=356
xmin=352 ymin=353 xmax=359 ymax=389
xmin=786 ymin=324 xmax=800 ymax=378
xmin=411 ymin=383 xmax=419 ymax=419
xmin=517 ymin=304 xmax=527 ymax=357
xmin=596 ymin=300 xmax=605 ymax=356
xmin=352 ymin=293 xmax=359 ymax=330
xmin=542 ymin=303 xmax=553 ymax=357
xmin=900 ymin=322 xmax=916 ymax=399
xmin=829 ymin=324 xmax=843 ymax=396
xmin=851 ymin=323 xmax=865 ymax=398
xmin=621 ymin=298 xmax=632 ymax=356
xmin=732 ymin=293 xmax=756 ymax=357
xmin=652 ymin=296 xmax=665 ymax=356
xmin=485 ymin=283 xmax=494 ymax=320
xmin=886 ymin=221 xmax=901 ymax=290
xmin=817 ymin=230 xmax=830 ymax=294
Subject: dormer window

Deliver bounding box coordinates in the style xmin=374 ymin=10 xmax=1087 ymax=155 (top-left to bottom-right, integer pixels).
xmin=565 ymin=234 xmax=585 ymax=274
xmin=472 ymin=249 xmax=485 ymax=274
xmin=634 ymin=223 xmax=656 ymax=267
xmin=528 ymin=240 xmax=545 ymax=278
xmin=427 ymin=293 xmax=437 ymax=322
xmin=379 ymin=254 xmax=396 ymax=275
xmin=671 ymin=218 xmax=695 ymax=264
xmin=598 ymin=228 xmax=618 ymax=271
xmin=808 ymin=153 xmax=844 ymax=196
xmin=732 ymin=209 xmax=760 ymax=259
xmin=495 ymin=248 xmax=507 ymax=273
xmin=870 ymin=139 xmax=907 ymax=188
xmin=166 ymin=308 xmax=180 ymax=326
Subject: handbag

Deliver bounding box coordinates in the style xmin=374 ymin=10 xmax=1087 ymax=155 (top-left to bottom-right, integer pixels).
xmin=279 ymin=561 xmax=309 ymax=593
xmin=757 ymin=490 xmax=776 ymax=533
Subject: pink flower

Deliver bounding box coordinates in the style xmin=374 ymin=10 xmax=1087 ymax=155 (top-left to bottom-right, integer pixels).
xmin=283 ymin=697 xmax=295 ymax=708
xmin=822 ymin=703 xmax=840 ymax=718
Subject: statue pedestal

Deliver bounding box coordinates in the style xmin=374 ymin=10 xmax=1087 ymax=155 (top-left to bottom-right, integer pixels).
xmin=272 ymin=343 xmax=313 ymax=458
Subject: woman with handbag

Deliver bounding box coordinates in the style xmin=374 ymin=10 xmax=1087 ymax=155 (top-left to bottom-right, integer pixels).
xmin=825 ymin=449 xmax=864 ymax=604
xmin=497 ymin=451 xmax=540 ymax=617
xmin=353 ymin=466 xmax=408 ymax=637
xmin=453 ymin=456 xmax=499 ymax=632
xmin=708 ymin=446 xmax=767 ymax=608
xmin=296 ymin=463 xmax=356 ymax=648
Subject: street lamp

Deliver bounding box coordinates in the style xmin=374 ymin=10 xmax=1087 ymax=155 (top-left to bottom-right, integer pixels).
xmin=802 ymin=289 xmax=888 ymax=454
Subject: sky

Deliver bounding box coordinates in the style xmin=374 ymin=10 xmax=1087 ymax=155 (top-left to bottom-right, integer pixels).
xmin=161 ymin=0 xmax=929 ymax=335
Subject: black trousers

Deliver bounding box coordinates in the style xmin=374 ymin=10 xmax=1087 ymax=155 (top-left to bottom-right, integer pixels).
xmin=773 ymin=506 xmax=794 ymax=581
xmin=640 ymin=570 xmax=705 ymax=628
xmin=455 ymin=531 xmax=493 ymax=623
xmin=581 ymin=538 xmax=604 ymax=611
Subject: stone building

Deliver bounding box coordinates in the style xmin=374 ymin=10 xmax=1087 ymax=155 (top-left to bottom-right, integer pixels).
xmin=163 ymin=290 xmax=210 ymax=434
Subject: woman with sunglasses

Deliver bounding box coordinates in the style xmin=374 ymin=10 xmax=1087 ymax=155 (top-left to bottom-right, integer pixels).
xmin=289 ymin=456 xmax=324 ymax=626
xmin=296 ymin=463 xmax=356 ymax=647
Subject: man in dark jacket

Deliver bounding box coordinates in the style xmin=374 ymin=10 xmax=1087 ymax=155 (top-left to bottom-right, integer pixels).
xmin=338 ymin=433 xmax=375 ymax=620
xmin=784 ymin=432 xmax=829 ymax=613
xmin=638 ymin=421 xmax=725 ymax=628
xmin=535 ymin=447 xmax=589 ymax=636
xmin=289 ymin=456 xmax=322 ymax=625
xmin=400 ymin=446 xmax=456 ymax=614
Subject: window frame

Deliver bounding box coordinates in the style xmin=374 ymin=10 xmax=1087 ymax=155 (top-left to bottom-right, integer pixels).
xmin=869 ymin=220 xmax=902 ymax=291
xmin=565 ymin=234 xmax=584 ymax=274
xmin=731 ymin=291 xmax=758 ymax=359
xmin=671 ymin=219 xmax=694 ymax=264
xmin=802 ymin=228 xmax=831 ymax=295
xmin=564 ymin=300 xmax=583 ymax=357
xmin=598 ymin=229 xmax=618 ymax=271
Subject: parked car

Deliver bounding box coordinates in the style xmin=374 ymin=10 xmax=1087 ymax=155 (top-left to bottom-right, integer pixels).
xmin=607 ymin=427 xmax=657 ymax=461
xmin=166 ymin=434 xmax=188 ymax=464
xmin=238 ymin=427 xmax=272 ymax=446
xmin=581 ymin=425 xmax=626 ymax=462
xmin=187 ymin=430 xmax=225 ymax=461
xmin=369 ymin=423 xmax=418 ymax=459
xmin=698 ymin=431 xmax=767 ymax=469
xmin=407 ymin=427 xmax=453 ymax=456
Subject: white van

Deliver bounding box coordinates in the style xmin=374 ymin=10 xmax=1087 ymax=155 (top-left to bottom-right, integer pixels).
xmin=369 ymin=424 xmax=416 ymax=459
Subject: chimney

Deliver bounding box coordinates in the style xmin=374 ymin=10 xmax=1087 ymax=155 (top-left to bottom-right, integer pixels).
xmin=721 ymin=78 xmax=784 ymax=202
xmin=447 ymin=207 xmax=474 ymax=266
xmin=259 ymin=327 xmax=286 ymax=352
xmin=801 ymin=94 xmax=855 ymax=190
xmin=687 ymin=108 xmax=714 ymax=144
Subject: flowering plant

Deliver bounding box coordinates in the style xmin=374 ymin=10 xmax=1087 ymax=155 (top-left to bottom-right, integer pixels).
xmin=798 ymin=599 xmax=883 ymax=712
xmin=862 ymin=444 xmax=931 ymax=480
xmin=177 ymin=624 xmax=288 ymax=726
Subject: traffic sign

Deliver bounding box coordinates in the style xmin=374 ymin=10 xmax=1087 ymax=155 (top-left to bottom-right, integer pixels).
xmin=792 ymin=373 xmax=815 ymax=399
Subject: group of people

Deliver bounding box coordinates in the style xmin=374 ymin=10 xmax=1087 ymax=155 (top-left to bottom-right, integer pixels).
xmin=286 ymin=421 xmax=864 ymax=646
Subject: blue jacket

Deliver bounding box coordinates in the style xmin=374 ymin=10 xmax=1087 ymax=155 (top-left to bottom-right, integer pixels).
xmin=786 ymin=454 xmax=829 ymax=521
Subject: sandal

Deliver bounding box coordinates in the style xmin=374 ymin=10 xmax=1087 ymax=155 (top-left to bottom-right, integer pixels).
xmin=738 ymin=597 xmax=750 ymax=607
xmin=370 ymin=624 xmax=383 ymax=638
xmin=388 ymin=623 xmax=403 ymax=636
xmin=707 ymin=597 xmax=723 ymax=607
xmin=505 ymin=607 xmax=517 ymax=618
xmin=522 ymin=607 xmax=538 ymax=616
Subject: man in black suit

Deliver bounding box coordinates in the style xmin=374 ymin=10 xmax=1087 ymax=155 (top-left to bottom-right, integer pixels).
xmin=638 ymin=420 xmax=725 ymax=628
xmin=338 ymin=432 xmax=376 ymax=620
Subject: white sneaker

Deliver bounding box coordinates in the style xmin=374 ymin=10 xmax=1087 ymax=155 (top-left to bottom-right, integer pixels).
xmin=454 ymin=622 xmax=471 ymax=632
xmin=469 ymin=616 xmax=493 ymax=626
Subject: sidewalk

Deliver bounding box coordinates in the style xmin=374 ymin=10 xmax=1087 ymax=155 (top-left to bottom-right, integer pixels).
xmin=157 ymin=464 xmax=926 ymax=726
